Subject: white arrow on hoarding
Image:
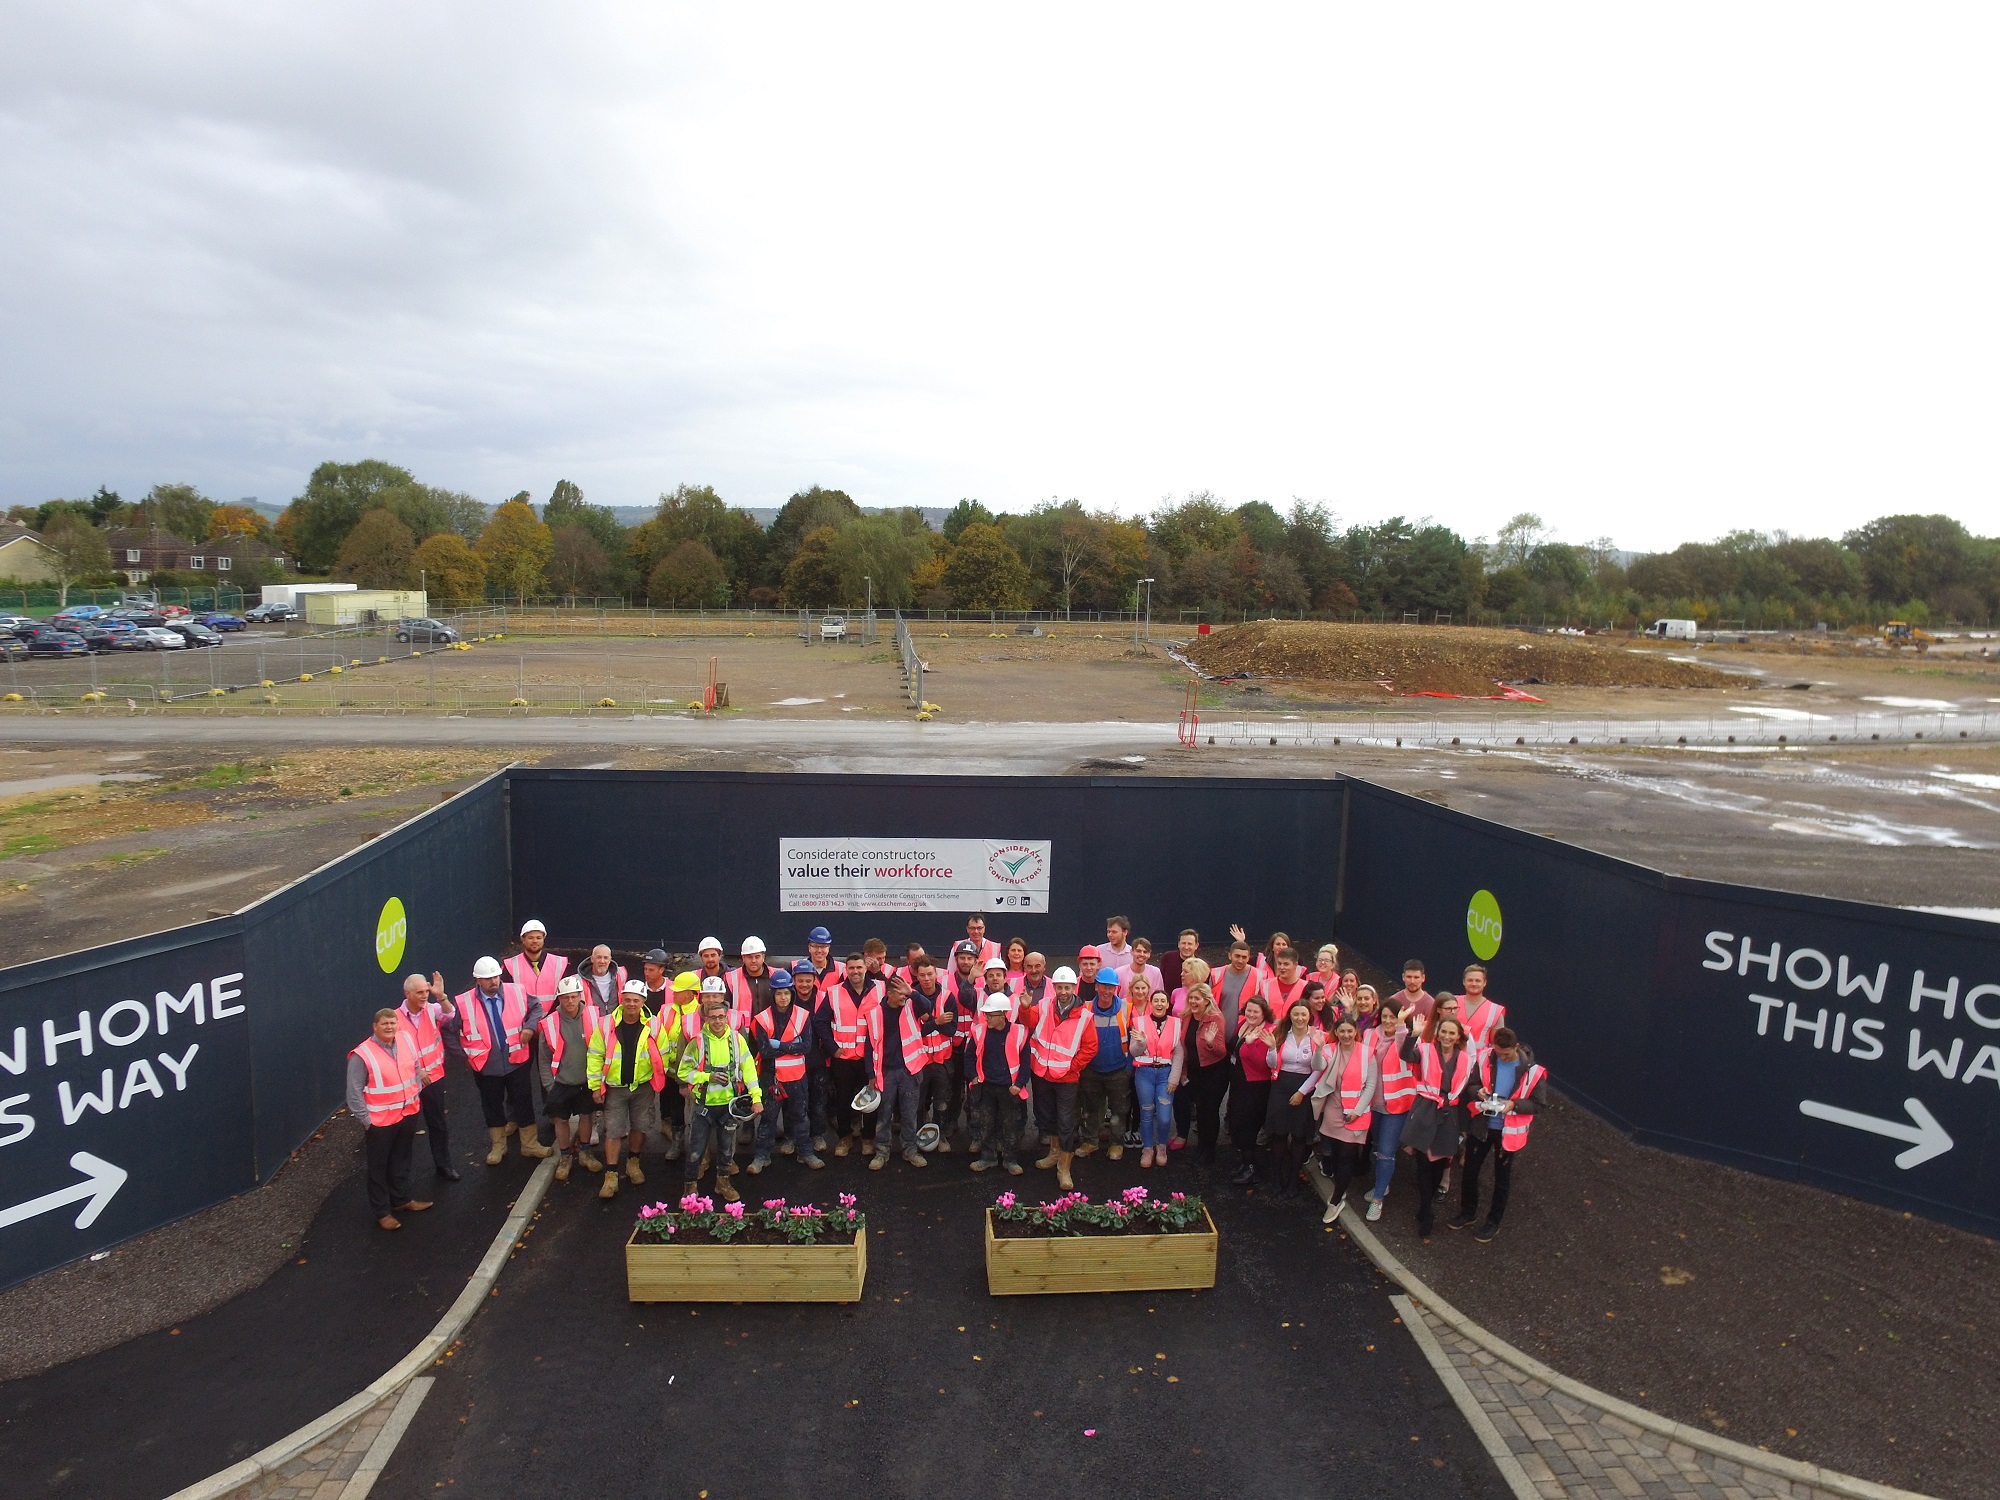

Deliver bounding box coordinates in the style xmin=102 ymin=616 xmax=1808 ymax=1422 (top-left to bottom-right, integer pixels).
xmin=1799 ymin=1097 xmax=1954 ymax=1169
xmin=0 ymin=1152 xmax=129 ymax=1231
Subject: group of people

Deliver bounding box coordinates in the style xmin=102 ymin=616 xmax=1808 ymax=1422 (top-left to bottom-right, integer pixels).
xmin=348 ymin=913 xmax=1545 ymax=1244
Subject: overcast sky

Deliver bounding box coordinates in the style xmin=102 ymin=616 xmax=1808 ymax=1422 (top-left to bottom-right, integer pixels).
xmin=2 ymin=4 xmax=1995 ymax=552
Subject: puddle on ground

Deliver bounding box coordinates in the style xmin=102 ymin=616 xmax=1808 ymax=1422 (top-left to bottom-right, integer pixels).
xmin=0 ymin=772 xmax=157 ymax=798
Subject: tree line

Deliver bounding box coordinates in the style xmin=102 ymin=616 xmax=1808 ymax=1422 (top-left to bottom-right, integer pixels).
xmin=16 ymin=461 xmax=2000 ymax=627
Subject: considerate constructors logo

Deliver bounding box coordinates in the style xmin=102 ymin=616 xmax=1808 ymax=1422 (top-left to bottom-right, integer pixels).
xmin=987 ymin=844 xmax=1044 ymax=886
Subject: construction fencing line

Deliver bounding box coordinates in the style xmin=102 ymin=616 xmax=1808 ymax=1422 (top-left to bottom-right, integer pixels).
xmin=1197 ymin=710 xmax=2000 ymax=750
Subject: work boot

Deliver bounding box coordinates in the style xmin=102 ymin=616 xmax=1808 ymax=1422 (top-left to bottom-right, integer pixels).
xmin=1074 ymin=1140 xmax=1097 ymax=1158
xmin=970 ymin=1153 xmax=998 ymax=1173
xmin=834 ymin=1133 xmax=852 ymax=1158
xmin=554 ymin=1152 xmax=573 ymax=1183
xmin=578 ymin=1147 xmax=604 ymax=1174
xmin=869 ymin=1149 xmax=889 ymax=1171
xmin=1003 ymin=1157 xmax=1024 ymax=1176
xmin=662 ymin=1130 xmax=683 ymax=1163
xmin=1035 ymin=1137 xmax=1059 ymax=1170
xmin=520 ymin=1132 xmax=554 ymax=1160
xmin=747 ymin=1156 xmax=770 ymax=1175
xmin=1056 ymin=1151 xmax=1074 ymax=1191
xmin=812 ymin=1134 xmax=829 ymax=1153
xmin=778 ymin=1138 xmax=796 ymax=1156
xmin=485 ymin=1126 xmax=508 ymax=1166
xmin=599 ymin=1170 xmax=619 ymax=1200
xmin=716 ymin=1177 xmax=741 ymax=1204
xmin=1107 ymin=1143 xmax=1124 ymax=1162
xmin=903 ymin=1149 xmax=927 ymax=1168
xmin=625 ymin=1157 xmax=645 ymax=1185
xmin=936 ymin=1137 xmax=953 ymax=1155
xmin=802 ymin=1154 xmax=826 ymax=1169
xmin=503 ymin=1121 xmax=519 ymax=1137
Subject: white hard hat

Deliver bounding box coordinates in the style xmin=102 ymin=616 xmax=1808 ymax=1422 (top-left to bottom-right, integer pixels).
xmin=698 ymin=935 xmax=723 ymax=953
xmin=472 ymin=956 xmax=503 ymax=979
xmin=700 ymin=975 xmax=727 ymax=994
xmin=556 ymin=974 xmax=583 ymax=995
xmin=519 ymin=919 xmax=546 ymax=936
xmin=983 ymin=955 xmax=1008 ymax=971
xmin=621 ymin=979 xmax=648 ymax=997
xmin=740 ymin=936 xmax=766 ymax=956
xmin=1051 ymin=966 xmax=1077 ymax=985
xmin=981 ymin=994 xmax=1011 ymax=1013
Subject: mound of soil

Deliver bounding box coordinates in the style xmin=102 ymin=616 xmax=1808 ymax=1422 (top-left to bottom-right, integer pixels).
xmin=1185 ymin=621 xmax=1735 ymax=695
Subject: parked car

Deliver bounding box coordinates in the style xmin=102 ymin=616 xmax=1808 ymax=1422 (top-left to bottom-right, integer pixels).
xmin=63 ymin=604 xmax=106 ymax=619
xmin=0 ymin=614 xmax=34 ymax=631
xmin=132 ymin=627 xmax=188 ymax=650
xmin=160 ymin=604 xmax=191 ymax=619
xmin=74 ymin=626 xmax=121 ymax=653
xmin=394 ymin=617 xmax=460 ymax=644
xmin=196 ymin=613 xmax=247 ymax=632
xmin=113 ymin=612 xmax=167 ymax=629
xmin=26 ymin=629 xmax=88 ymax=658
xmin=164 ymin=621 xmax=222 ymax=648
xmin=244 ymin=602 xmax=297 ymax=623
xmin=820 ymin=614 xmax=849 ymax=641
xmin=0 ymin=634 xmax=24 ymax=661
xmin=109 ymin=630 xmax=157 ymax=652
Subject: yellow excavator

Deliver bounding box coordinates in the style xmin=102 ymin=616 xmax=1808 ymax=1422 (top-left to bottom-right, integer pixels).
xmin=1877 ymin=621 xmax=1936 ymax=652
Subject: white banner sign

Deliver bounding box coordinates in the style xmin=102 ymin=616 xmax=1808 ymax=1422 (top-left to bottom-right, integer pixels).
xmin=779 ymin=838 xmax=1051 ymax=912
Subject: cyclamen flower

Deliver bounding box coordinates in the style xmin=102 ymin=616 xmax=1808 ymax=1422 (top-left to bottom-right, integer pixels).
xmin=680 ymin=1193 xmax=713 ymax=1213
xmin=995 ymin=1192 xmax=1017 ymax=1209
xmin=638 ymin=1205 xmax=659 ymax=1220
xmin=838 ymin=1193 xmax=857 ymax=1208
xmin=725 ymin=1201 xmax=746 ymax=1220
xmin=1122 ymin=1186 xmax=1148 ymax=1203
xmin=1170 ymin=1192 xmax=1186 ymax=1202
xmin=763 ymin=1199 xmax=787 ymax=1212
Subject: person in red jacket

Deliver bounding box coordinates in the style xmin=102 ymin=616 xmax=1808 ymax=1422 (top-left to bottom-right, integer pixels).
xmin=1029 ymin=966 xmax=1098 ymax=1190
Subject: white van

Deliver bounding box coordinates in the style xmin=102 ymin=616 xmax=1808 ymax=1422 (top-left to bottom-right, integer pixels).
xmin=1644 ymin=619 xmax=1698 ymax=641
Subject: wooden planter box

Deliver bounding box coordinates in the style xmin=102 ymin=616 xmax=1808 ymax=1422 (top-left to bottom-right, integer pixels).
xmin=625 ymin=1227 xmax=867 ymax=1302
xmin=984 ymin=1208 xmax=1217 ymax=1296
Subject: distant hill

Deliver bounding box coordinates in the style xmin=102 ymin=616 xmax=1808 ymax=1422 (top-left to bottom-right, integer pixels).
xmin=602 ymin=503 xmax=946 ymax=532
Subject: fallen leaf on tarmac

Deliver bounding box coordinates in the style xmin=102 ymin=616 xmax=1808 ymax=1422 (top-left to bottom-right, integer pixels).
xmin=1660 ymin=1266 xmax=1695 ymax=1286
xmin=1167 ymin=1376 xmax=1179 ymax=1383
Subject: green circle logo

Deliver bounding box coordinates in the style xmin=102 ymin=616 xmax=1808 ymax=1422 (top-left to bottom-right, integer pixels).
xmin=375 ymin=896 xmax=409 ymax=973
xmin=1466 ymin=889 xmax=1503 ymax=961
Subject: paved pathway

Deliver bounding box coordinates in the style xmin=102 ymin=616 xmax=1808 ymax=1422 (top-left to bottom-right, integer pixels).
xmin=220 ymin=1380 xmax=431 ymax=1500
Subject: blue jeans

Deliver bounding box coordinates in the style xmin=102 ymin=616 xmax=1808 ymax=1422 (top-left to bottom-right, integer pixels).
xmin=1371 ymin=1108 xmax=1407 ymax=1200
xmin=1133 ymin=1066 xmax=1175 ymax=1148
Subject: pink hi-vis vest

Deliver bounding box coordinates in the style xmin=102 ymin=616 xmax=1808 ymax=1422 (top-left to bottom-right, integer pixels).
xmin=352 ymin=1033 xmax=422 ymax=1125
xmin=1480 ymin=1054 xmax=1546 ymax=1151
xmin=1461 ymin=996 xmax=1507 ymax=1049
xmin=398 ymin=1001 xmax=446 ymax=1085
xmin=537 ymin=1003 xmax=602 ymax=1069
xmin=1334 ymin=1043 xmax=1372 ymax=1135
xmin=1415 ymin=1041 xmax=1475 ymax=1106
xmin=1030 ymin=1003 xmax=1091 ymax=1079
xmin=755 ymin=1003 xmax=809 ymax=1082
xmin=1375 ymin=1031 xmax=1416 ymax=1114
xmin=722 ymin=967 xmax=764 ymax=1030
xmin=1261 ymin=972 xmax=1308 ymax=1019
xmin=827 ymin=984 xmax=881 ymax=1060
xmin=503 ymin=949 xmax=568 ymax=999
xmin=969 ymin=1022 xmax=1027 ymax=1086
xmin=870 ymin=1002 xmax=930 ymax=1088
xmin=1135 ymin=1013 xmax=1182 ymax=1065
xmin=455 ymin=983 xmax=531 ymax=1071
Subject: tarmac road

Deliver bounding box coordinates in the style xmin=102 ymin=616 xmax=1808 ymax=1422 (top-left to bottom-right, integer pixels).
xmin=371 ymin=1154 xmax=1509 ymax=1500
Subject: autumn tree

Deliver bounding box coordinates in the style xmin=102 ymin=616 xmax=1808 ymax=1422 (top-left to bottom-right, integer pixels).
xmin=140 ymin=483 xmax=216 ymax=544
xmin=207 ymin=504 xmax=270 ymax=541
xmin=276 ymin=460 xmax=415 ymax=570
xmin=648 ymin=541 xmax=730 ymax=607
xmin=412 ymin=531 xmax=487 ymax=604
xmin=333 ymin=509 xmax=419 ymax=588
xmin=477 ymin=499 xmax=554 ymax=601
xmin=940 ymin=523 xmax=1031 ymax=608
xmin=40 ymin=515 xmax=113 ymax=607
xmin=780 ymin=526 xmax=843 ymax=608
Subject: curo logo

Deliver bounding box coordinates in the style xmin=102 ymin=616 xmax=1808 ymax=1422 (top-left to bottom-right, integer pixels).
xmin=987 ymin=844 xmax=1044 ymax=886
xmin=1466 ymin=889 xmax=1503 ymax=961
xmin=375 ymin=896 xmax=409 ymax=974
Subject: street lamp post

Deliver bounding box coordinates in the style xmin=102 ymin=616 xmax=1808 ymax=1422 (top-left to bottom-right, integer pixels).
xmin=1138 ymin=578 xmax=1156 ymax=643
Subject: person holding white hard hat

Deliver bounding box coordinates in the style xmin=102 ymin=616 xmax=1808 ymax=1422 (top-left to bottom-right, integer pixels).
xmin=1029 ymin=966 xmax=1097 ymax=1190
xmin=454 ymin=956 xmax=552 ymax=1166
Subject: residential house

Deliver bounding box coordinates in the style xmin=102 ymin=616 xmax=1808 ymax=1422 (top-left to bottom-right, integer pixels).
xmin=104 ymin=527 xmax=288 ymax=582
xmin=0 ymin=525 xmax=61 ymax=583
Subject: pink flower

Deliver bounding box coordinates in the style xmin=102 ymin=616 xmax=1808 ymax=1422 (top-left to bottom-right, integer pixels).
xmin=1170 ymin=1191 xmax=1186 ymax=1202
xmin=638 ymin=1205 xmax=658 ymax=1220
xmin=680 ymin=1193 xmax=712 ymax=1213
xmin=725 ymin=1201 xmax=745 ymax=1220
xmin=1122 ymin=1186 xmax=1148 ymax=1203
xmin=763 ymin=1199 xmax=787 ymax=1211
xmin=995 ymin=1191 xmax=1017 ymax=1209
xmin=838 ymin=1192 xmax=857 ymax=1208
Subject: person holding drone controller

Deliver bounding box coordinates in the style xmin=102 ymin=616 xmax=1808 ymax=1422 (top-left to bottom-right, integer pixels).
xmin=677 ymin=984 xmax=762 ymax=1204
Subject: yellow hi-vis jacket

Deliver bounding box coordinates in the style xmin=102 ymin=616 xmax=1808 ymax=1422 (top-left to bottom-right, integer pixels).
xmin=677 ymin=1025 xmax=762 ymax=1108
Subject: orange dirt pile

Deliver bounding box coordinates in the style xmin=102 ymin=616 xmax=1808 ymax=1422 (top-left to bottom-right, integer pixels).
xmin=1183 ymin=621 xmax=1735 ymax=696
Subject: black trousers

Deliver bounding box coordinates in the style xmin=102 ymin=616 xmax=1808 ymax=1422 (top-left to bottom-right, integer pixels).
xmin=473 ymin=1066 xmax=535 ymax=1128
xmin=1416 ymin=1154 xmax=1451 ymax=1234
xmin=808 ymin=1065 xmax=831 ymax=1140
xmin=829 ymin=1057 xmax=874 ymax=1137
xmin=1318 ymin=1136 xmax=1366 ymax=1199
xmin=755 ymin=1072 xmax=812 ymax=1157
xmin=1461 ymin=1131 xmax=1515 ymax=1224
xmin=923 ymin=1060 xmax=962 ymax=1133
xmin=1227 ymin=1077 xmax=1271 ymax=1167
xmin=416 ymin=1079 xmax=453 ymax=1171
xmin=969 ymin=1081 xmax=1024 ymax=1162
xmin=1031 ymin=1076 xmax=1079 ymax=1150
xmin=1187 ymin=1058 xmax=1227 ymax=1160
xmin=366 ymin=1116 xmax=417 ymax=1217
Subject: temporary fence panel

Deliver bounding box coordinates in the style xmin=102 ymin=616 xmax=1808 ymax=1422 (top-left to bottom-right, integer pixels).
xmin=504 ymin=769 xmax=1344 ymax=960
xmin=1335 ymin=778 xmax=2000 ymax=1237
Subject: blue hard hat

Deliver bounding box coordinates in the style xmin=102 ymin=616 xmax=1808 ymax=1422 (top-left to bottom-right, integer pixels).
xmin=770 ymin=969 xmax=794 ymax=989
xmin=807 ymin=926 xmax=833 ymax=944
xmin=792 ymin=958 xmax=818 ymax=974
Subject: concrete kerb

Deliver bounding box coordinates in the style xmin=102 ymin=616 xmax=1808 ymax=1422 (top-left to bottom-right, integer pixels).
xmin=1389 ymin=1291 xmax=1539 ymax=1500
xmin=163 ymin=1156 xmax=557 ymax=1500
xmin=1308 ymin=1167 xmax=1937 ymax=1500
